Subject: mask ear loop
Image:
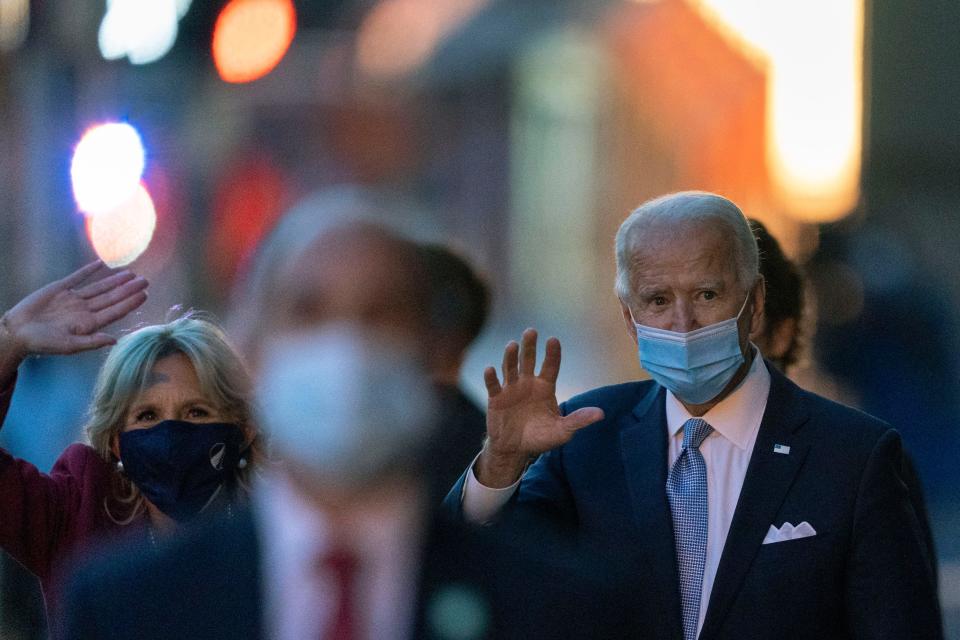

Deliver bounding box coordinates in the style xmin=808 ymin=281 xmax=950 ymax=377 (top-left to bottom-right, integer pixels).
xmin=735 ymin=288 xmax=752 ymax=321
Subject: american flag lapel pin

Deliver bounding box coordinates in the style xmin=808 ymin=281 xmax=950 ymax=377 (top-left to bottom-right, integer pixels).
xmin=773 ymin=443 xmax=791 ymax=455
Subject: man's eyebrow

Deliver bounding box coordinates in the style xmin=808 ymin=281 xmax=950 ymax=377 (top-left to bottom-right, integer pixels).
xmin=694 ymin=281 xmax=726 ymax=290
xmin=635 ymin=285 xmax=668 ymax=297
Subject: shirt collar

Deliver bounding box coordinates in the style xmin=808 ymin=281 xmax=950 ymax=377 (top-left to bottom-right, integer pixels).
xmin=665 ymin=346 xmax=771 ymax=450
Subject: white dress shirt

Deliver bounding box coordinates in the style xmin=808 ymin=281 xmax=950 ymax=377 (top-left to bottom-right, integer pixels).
xmin=255 ymin=472 xmax=424 ymax=640
xmin=462 ymin=350 xmax=771 ymax=639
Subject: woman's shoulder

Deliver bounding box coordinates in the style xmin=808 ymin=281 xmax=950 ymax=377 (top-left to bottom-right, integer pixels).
xmin=51 ymin=443 xmax=113 ymax=481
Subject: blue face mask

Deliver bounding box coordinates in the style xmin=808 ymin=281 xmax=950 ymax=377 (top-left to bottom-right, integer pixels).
xmin=118 ymin=420 xmax=245 ymax=522
xmin=632 ymin=294 xmax=750 ymax=405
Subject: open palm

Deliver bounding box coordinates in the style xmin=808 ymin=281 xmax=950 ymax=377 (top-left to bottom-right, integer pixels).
xmin=2 ymin=260 xmax=148 ymax=360
xmin=483 ymin=329 xmax=603 ymax=462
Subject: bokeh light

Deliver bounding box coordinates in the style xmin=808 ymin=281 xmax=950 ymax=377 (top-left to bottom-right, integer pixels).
xmin=85 ymin=183 xmax=158 ymax=267
xmin=0 ymin=0 xmax=30 ymax=52
xmin=356 ymin=0 xmax=488 ymax=80
xmin=208 ymin=155 xmax=287 ymax=287
xmin=212 ymin=0 xmax=296 ymax=84
xmin=71 ymin=122 xmax=146 ymax=216
xmin=98 ymin=0 xmax=192 ymax=65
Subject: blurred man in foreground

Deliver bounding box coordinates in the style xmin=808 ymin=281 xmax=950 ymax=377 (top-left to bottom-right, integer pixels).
xmin=60 ymin=194 xmax=636 ymax=639
xmin=448 ymin=191 xmax=942 ymax=639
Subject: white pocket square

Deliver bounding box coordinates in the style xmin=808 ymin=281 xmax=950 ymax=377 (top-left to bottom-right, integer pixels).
xmin=762 ymin=521 xmax=817 ymax=545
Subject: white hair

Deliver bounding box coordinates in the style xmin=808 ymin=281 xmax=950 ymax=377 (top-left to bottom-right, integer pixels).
xmin=614 ymin=191 xmax=759 ymax=303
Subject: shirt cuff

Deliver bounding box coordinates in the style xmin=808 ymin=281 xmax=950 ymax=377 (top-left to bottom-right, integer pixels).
xmin=460 ymin=453 xmax=521 ymax=524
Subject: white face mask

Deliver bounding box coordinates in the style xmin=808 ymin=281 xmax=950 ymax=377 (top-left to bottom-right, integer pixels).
xmin=632 ymin=294 xmax=750 ymax=405
xmin=255 ymin=325 xmax=437 ymax=489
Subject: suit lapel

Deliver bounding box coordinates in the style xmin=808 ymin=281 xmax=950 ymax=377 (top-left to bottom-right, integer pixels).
xmin=620 ymin=384 xmax=684 ymax=640
xmin=699 ymin=367 xmax=811 ymax=640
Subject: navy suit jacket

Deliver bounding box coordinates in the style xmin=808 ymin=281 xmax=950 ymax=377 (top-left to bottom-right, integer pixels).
xmin=59 ymin=502 xmax=640 ymax=639
xmin=446 ymin=364 xmax=942 ymax=639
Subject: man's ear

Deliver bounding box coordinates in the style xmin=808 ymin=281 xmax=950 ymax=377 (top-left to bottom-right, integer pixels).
xmin=768 ymin=317 xmax=798 ymax=360
xmin=748 ymin=276 xmax=766 ymax=335
xmin=619 ymin=298 xmax=639 ymax=345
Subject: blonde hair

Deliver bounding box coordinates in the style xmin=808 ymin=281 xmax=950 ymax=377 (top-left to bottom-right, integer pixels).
xmin=84 ymin=313 xmax=262 ymax=524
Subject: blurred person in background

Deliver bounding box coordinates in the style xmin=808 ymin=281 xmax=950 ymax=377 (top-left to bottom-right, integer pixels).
xmin=0 ymin=260 xmax=263 ymax=628
xmin=750 ymin=218 xmax=938 ymax=581
xmin=60 ymin=198 xmax=638 ymax=640
xmin=748 ymin=220 xmax=805 ymax=373
xmin=447 ymin=191 xmax=942 ymax=639
xmin=419 ymin=243 xmax=491 ymax=491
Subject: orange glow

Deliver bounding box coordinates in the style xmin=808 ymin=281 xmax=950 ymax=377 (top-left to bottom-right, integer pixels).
xmin=356 ymin=0 xmax=488 ymax=79
xmin=602 ymin=1 xmax=769 ymax=212
xmin=85 ymin=183 xmax=157 ymax=267
xmin=212 ymin=0 xmax=296 ymax=84
xmin=208 ymin=155 xmax=287 ymax=286
xmin=693 ymin=0 xmax=863 ymax=222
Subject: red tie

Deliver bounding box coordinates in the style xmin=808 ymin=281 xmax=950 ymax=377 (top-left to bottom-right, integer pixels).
xmin=320 ymin=547 xmax=360 ymax=640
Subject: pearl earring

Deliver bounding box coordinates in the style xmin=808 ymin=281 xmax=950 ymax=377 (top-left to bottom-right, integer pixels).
xmin=115 ymin=460 xmax=124 ymax=473
xmin=237 ymin=457 xmax=248 ymax=469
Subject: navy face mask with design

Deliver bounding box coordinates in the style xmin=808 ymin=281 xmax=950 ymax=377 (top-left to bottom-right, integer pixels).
xmin=118 ymin=420 xmax=245 ymax=522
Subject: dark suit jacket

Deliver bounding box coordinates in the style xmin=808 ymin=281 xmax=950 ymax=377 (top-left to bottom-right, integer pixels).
xmin=60 ymin=501 xmax=639 ymax=639
xmin=445 ymin=364 xmax=942 ymax=639
xmin=426 ymin=384 xmax=487 ymax=498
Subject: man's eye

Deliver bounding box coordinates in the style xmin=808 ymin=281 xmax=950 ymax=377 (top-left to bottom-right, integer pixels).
xmin=135 ymin=410 xmax=156 ymax=422
xmin=653 ymin=296 xmax=668 ymax=306
xmin=702 ymin=291 xmax=717 ymax=301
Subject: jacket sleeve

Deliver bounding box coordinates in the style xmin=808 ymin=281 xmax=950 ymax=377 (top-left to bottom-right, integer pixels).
xmin=0 ymin=372 xmax=16 ymax=431
xmin=0 ymin=373 xmax=95 ymax=583
xmin=845 ymin=428 xmax=943 ymax=639
xmin=498 ymin=400 xmax=579 ymax=532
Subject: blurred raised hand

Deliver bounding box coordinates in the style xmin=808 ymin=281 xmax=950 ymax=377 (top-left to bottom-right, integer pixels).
xmin=476 ymin=328 xmax=604 ymax=488
xmin=0 ymin=261 xmax=148 ymax=381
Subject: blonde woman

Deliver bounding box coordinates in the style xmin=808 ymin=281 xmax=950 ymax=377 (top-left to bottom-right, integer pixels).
xmin=0 ymin=261 xmax=261 ymax=621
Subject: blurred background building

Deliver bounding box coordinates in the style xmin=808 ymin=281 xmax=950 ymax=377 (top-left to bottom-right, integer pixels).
xmin=0 ymin=0 xmax=958 ymax=637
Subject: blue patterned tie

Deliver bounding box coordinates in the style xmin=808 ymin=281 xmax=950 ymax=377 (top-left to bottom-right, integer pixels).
xmin=666 ymin=418 xmax=714 ymax=640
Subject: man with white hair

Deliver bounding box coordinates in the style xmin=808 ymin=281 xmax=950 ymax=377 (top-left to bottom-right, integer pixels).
xmin=449 ymin=191 xmax=942 ymax=639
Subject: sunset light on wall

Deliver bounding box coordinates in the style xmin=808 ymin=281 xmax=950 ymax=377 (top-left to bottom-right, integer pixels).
xmin=693 ymin=0 xmax=864 ymax=222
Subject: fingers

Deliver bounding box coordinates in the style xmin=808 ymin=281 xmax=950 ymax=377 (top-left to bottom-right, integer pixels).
xmin=501 ymin=340 xmax=519 ymax=384
xmin=539 ymin=337 xmax=561 ymax=383
xmin=86 ymin=276 xmax=148 ymax=313
xmin=483 ymin=366 xmax=502 ymax=398
xmin=519 ymin=328 xmax=537 ymax=376
xmin=56 ymin=261 xmax=107 ymax=290
xmin=73 ymin=270 xmax=136 ymax=300
xmin=63 ymin=333 xmax=117 ymax=354
xmin=91 ymin=290 xmax=148 ymax=330
xmin=561 ymin=407 xmax=605 ymax=434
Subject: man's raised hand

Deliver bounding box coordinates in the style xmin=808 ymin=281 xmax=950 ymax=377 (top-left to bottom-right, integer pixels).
xmin=476 ymin=328 xmax=603 ymax=488
xmin=0 ymin=260 xmax=148 ymax=365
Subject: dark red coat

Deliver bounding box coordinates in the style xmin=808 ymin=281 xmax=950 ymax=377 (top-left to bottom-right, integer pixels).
xmin=0 ymin=376 xmax=147 ymax=619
